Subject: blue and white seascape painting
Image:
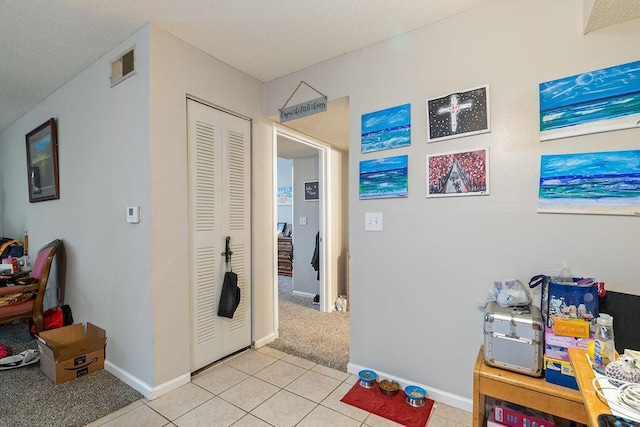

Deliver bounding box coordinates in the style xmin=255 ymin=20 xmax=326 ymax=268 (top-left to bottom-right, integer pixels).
xmin=539 ymin=60 xmax=640 ymax=141
xmin=359 ymin=155 xmax=408 ymax=200
xmin=361 ymin=103 xmax=411 ymax=153
xmin=538 ymin=150 xmax=640 ymax=216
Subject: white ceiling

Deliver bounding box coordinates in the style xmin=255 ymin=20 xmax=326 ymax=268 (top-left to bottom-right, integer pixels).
xmin=1 ymin=0 xmax=638 ymax=135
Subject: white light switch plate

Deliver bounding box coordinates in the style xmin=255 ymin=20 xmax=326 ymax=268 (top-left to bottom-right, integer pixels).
xmin=299 ymin=216 xmax=307 ymax=226
xmin=365 ymin=212 xmax=383 ymax=231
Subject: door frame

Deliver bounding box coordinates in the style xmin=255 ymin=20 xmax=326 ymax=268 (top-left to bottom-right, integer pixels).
xmin=272 ymin=124 xmax=334 ymax=326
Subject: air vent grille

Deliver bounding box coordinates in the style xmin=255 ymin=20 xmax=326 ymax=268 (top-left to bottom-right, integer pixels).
xmin=110 ymin=46 xmax=136 ymax=87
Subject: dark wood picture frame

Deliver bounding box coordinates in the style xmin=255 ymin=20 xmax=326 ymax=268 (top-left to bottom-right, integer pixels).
xmin=26 ymin=118 xmax=60 ymax=203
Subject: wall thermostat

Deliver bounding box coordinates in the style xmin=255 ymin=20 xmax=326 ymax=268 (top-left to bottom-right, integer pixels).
xmin=127 ymin=206 xmax=140 ymax=224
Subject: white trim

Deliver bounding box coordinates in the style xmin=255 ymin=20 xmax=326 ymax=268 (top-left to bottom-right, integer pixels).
xmin=346 ymin=362 xmax=473 ymax=413
xmin=253 ymin=332 xmax=276 ymax=349
xmin=104 ymin=360 xmax=190 ymax=401
xmin=292 ymin=290 xmax=316 ymax=299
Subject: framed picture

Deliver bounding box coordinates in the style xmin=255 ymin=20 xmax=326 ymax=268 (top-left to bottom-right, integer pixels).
xmin=359 ymin=155 xmax=408 ymax=200
xmin=277 ymin=186 xmax=293 ymax=205
xmin=361 ymin=103 xmax=411 ymax=153
xmin=539 ymin=60 xmax=640 ymax=141
xmin=427 ymin=148 xmax=489 ymax=197
xmin=304 ymin=181 xmax=319 ymax=201
xmin=277 ymin=222 xmax=286 ymax=235
xmin=427 ymin=85 xmax=490 ymax=143
xmin=538 ymin=149 xmax=640 ymax=216
xmin=26 ymin=118 xmax=60 ymax=203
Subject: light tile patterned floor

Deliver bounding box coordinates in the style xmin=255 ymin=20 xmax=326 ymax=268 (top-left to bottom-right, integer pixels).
xmin=84 ymin=347 xmax=472 ymax=427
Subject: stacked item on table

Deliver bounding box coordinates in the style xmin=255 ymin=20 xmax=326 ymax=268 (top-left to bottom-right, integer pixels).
xmin=542 ymin=277 xmax=599 ymax=390
xmin=488 ymin=400 xmax=555 ymax=427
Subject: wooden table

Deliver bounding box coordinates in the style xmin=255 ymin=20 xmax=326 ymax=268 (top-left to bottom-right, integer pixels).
xmin=473 ymin=346 xmax=589 ymax=426
xmin=569 ymin=347 xmax=611 ymax=426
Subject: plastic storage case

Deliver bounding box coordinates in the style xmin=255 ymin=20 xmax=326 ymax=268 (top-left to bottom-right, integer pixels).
xmin=484 ymin=302 xmax=544 ymax=377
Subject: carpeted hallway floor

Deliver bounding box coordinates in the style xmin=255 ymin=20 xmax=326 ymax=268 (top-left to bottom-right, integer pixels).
xmin=267 ymin=275 xmax=349 ymax=372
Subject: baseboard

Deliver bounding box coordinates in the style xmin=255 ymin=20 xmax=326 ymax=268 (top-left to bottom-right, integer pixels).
xmin=346 ymin=362 xmax=472 ymax=413
xmin=254 ymin=332 xmax=276 ymax=349
xmin=105 ymin=360 xmax=190 ymax=400
xmin=292 ymin=290 xmax=316 ymax=299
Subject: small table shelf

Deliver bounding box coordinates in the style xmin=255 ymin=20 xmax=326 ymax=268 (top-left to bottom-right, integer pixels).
xmin=277 ymin=236 xmax=293 ymax=277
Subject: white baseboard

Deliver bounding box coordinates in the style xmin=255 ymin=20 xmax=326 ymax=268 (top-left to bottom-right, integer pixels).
xmin=105 ymin=360 xmax=190 ymax=401
xmin=254 ymin=332 xmax=276 ymax=349
xmin=346 ymin=362 xmax=472 ymax=413
xmin=292 ymin=290 xmax=316 ymax=299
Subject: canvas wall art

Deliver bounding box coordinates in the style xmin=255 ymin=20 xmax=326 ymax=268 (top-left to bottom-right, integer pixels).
xmin=277 ymin=186 xmax=293 ymax=205
xmin=361 ymin=103 xmax=411 ymax=153
xmin=427 ymin=85 xmax=490 ymax=142
xmin=359 ymin=155 xmax=408 ymax=199
xmin=538 ymin=150 xmax=640 ymax=216
xmin=427 ymin=148 xmax=489 ymax=197
xmin=539 ymin=59 xmax=640 ymax=141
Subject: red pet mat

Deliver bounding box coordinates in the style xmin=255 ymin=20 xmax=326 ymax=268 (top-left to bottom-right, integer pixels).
xmin=340 ymin=382 xmax=434 ymax=427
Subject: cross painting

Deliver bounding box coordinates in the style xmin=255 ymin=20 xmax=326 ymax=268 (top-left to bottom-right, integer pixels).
xmin=427 ymin=85 xmax=490 ymax=143
xmin=427 ymin=148 xmax=489 ymax=197
xmin=538 ymin=149 xmax=640 ymax=216
xmin=539 ymin=59 xmax=640 ymax=141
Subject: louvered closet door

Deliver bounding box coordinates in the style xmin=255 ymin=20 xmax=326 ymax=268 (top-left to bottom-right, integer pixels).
xmin=187 ymin=99 xmax=251 ymax=372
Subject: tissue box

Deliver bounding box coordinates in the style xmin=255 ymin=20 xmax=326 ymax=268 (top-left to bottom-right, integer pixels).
xmin=544 ymin=327 xmax=593 ymax=362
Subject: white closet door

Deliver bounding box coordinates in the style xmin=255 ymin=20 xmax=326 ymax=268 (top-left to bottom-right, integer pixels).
xmin=187 ymin=99 xmax=251 ymax=372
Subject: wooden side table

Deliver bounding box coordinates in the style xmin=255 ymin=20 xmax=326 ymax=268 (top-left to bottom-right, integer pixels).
xmin=568 ymin=347 xmax=611 ymax=426
xmin=473 ymin=346 xmax=589 ymax=426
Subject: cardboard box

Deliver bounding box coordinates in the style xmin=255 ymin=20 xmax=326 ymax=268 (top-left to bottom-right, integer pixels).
xmin=494 ymin=400 xmax=555 ymax=427
xmin=544 ymin=356 xmax=578 ymax=390
xmin=37 ymin=323 xmax=107 ymax=384
xmin=551 ymin=317 xmax=590 ymax=338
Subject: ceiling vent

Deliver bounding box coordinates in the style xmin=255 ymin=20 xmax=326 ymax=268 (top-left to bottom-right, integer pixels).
xmin=110 ymin=46 xmax=136 ymax=87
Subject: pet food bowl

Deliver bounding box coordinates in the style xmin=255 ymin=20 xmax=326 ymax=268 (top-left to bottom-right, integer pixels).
xmin=404 ymin=385 xmax=426 ymax=407
xmin=358 ymin=369 xmax=377 ymax=388
xmin=378 ymin=379 xmax=400 ymax=396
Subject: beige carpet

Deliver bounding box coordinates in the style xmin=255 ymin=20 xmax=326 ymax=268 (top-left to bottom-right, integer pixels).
xmin=267 ymin=276 xmax=350 ymax=371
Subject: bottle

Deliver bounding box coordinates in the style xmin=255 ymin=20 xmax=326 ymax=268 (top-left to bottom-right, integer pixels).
xmin=593 ymin=313 xmax=615 ymax=374
xmin=23 ymin=229 xmax=29 ymax=256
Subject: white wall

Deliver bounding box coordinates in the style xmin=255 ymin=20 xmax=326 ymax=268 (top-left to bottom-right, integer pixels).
xmin=0 ymin=27 xmax=154 ymax=384
xmin=264 ymin=0 xmax=640 ymax=406
xmin=148 ymin=24 xmax=272 ymax=390
xmin=292 ymin=155 xmax=320 ymax=295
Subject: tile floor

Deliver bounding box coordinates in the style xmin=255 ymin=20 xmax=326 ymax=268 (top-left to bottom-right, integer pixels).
xmin=85 ymin=347 xmax=472 ymax=427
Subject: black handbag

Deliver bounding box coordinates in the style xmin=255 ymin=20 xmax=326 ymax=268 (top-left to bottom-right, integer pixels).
xmin=218 ymin=236 xmax=241 ymax=318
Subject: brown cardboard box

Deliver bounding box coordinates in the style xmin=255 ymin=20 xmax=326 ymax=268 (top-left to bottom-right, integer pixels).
xmin=36 ymin=323 xmax=107 ymax=384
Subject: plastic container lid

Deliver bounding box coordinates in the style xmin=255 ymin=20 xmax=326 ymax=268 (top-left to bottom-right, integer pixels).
xmin=596 ymin=313 xmax=613 ymax=326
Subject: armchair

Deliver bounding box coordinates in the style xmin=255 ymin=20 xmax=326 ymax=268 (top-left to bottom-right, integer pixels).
xmin=0 ymin=239 xmax=63 ymax=334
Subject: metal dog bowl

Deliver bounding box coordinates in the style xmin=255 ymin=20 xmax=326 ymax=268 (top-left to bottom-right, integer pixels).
xmin=404 ymin=385 xmax=426 ymax=407
xmin=379 ymin=379 xmax=400 ymax=396
xmin=358 ymin=369 xmax=377 ymax=389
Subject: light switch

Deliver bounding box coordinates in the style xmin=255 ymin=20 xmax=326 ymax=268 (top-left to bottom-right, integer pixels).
xmin=365 ymin=212 xmax=383 ymax=231
xmin=299 ymin=216 xmax=307 ymax=226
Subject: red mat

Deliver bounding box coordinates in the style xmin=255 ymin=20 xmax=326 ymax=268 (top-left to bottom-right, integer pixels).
xmin=340 ymin=382 xmax=434 ymax=427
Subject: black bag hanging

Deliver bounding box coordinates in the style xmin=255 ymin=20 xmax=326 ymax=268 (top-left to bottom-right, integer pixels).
xmin=218 ymin=236 xmax=241 ymax=318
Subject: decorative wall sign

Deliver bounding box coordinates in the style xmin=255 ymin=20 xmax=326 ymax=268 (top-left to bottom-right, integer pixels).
xmin=427 ymin=85 xmax=490 ymax=142
xmin=26 ymin=118 xmax=60 ymax=203
xmin=361 ymin=103 xmax=411 ymax=153
xmin=538 ymin=150 xmax=640 ymax=216
xmin=277 ymin=186 xmax=293 ymax=205
xmin=427 ymin=148 xmax=489 ymax=197
xmin=279 ymin=81 xmax=327 ymax=123
xmin=304 ymin=181 xmax=319 ymax=201
xmin=359 ymin=155 xmax=408 ymax=200
xmin=539 ymin=60 xmax=640 ymax=141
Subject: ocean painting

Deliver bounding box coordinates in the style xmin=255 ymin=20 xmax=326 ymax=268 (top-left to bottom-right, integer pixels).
xmin=361 ymin=104 xmax=411 ymax=153
xmin=538 ymin=150 xmax=640 ymax=216
xmin=539 ymin=60 xmax=640 ymax=141
xmin=427 ymin=149 xmax=489 ymax=197
xmin=359 ymin=155 xmax=408 ymax=199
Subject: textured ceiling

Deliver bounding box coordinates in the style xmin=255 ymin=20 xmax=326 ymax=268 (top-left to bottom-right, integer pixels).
xmin=0 ymin=0 xmax=638 ymax=135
